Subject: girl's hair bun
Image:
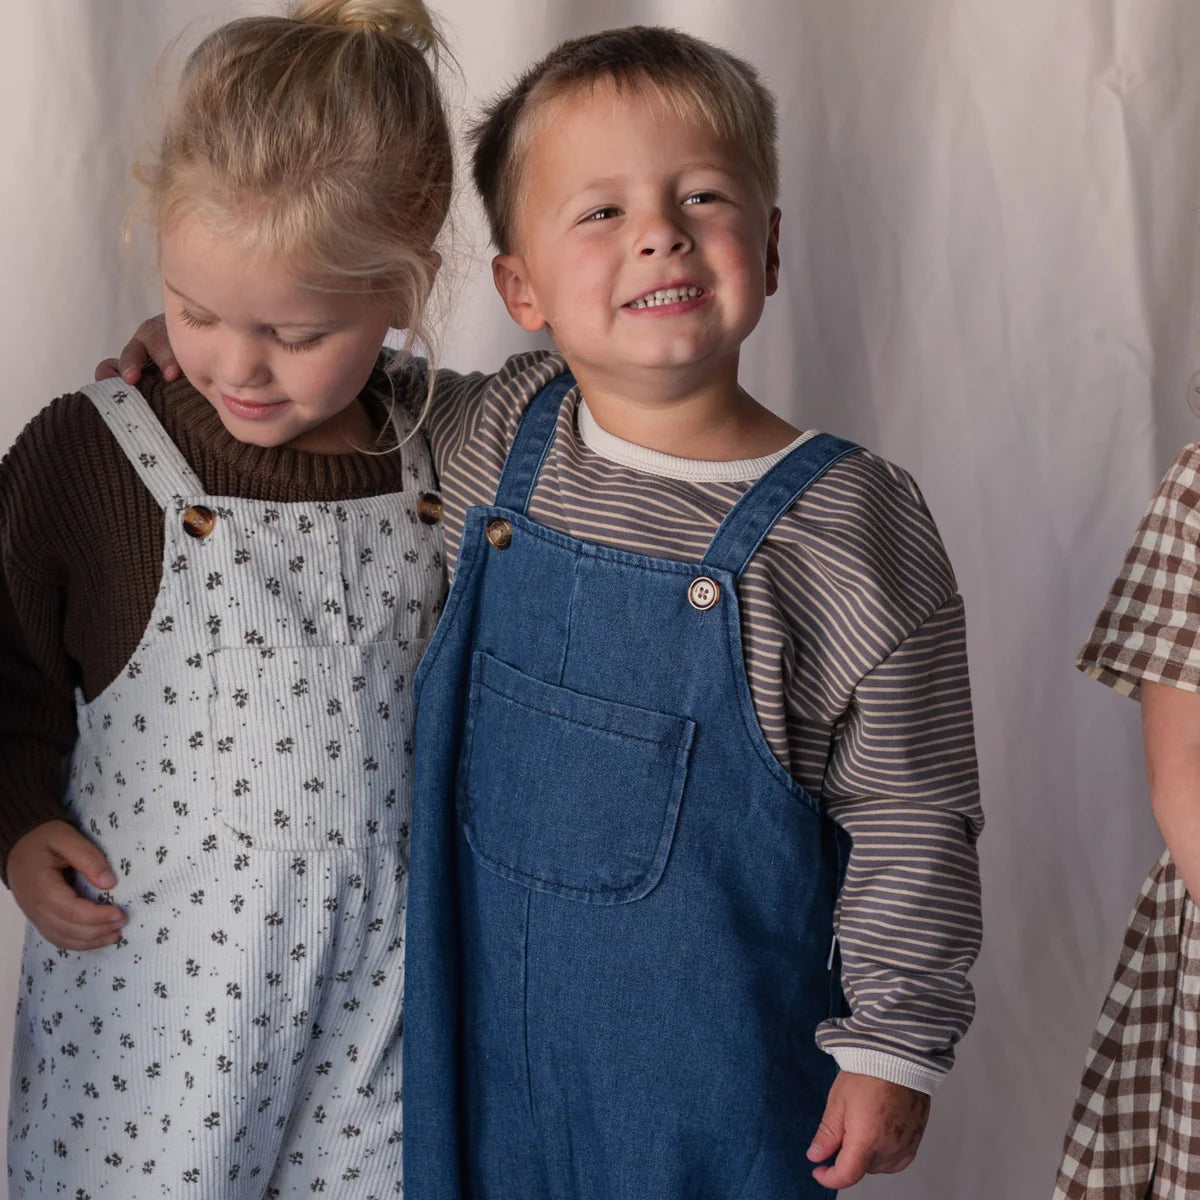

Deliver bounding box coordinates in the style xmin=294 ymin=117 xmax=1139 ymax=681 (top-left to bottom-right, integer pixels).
xmin=291 ymin=0 xmax=440 ymax=53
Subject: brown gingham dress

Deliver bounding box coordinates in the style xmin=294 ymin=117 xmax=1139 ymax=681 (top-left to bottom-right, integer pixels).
xmin=1055 ymin=444 xmax=1200 ymax=1199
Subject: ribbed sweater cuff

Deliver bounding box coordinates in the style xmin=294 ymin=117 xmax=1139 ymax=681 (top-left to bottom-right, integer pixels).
xmin=828 ymin=1048 xmax=946 ymax=1095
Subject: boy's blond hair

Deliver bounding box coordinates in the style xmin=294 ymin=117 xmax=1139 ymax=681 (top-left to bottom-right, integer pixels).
xmin=470 ymin=25 xmax=778 ymax=255
xmin=137 ymin=0 xmax=452 ymax=351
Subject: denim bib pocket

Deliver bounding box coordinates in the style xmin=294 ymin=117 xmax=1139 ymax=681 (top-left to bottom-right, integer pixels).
xmin=459 ymin=651 xmax=694 ymax=903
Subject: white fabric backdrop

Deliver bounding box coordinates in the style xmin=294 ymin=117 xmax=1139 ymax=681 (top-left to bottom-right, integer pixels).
xmin=4 ymin=3 xmax=1200 ymax=1197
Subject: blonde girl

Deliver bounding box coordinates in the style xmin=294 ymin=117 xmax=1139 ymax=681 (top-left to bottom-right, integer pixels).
xmin=0 ymin=2 xmax=450 ymax=1193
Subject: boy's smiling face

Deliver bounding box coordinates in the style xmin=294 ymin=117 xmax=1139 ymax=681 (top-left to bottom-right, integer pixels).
xmin=493 ymin=80 xmax=780 ymax=408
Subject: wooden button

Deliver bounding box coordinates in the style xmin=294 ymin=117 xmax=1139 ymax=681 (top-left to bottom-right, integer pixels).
xmin=182 ymin=505 xmax=217 ymax=539
xmin=485 ymin=518 xmax=513 ymax=550
xmin=417 ymin=492 xmax=443 ymax=524
xmin=687 ymin=576 xmax=720 ymax=610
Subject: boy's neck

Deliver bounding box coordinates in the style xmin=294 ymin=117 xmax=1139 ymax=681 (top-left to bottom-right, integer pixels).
xmin=567 ymin=359 xmax=800 ymax=463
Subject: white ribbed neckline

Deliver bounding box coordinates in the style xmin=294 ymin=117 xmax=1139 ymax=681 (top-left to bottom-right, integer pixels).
xmin=576 ymin=398 xmax=814 ymax=482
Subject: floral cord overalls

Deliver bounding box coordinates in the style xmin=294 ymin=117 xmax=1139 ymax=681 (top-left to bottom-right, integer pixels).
xmin=8 ymin=379 xmax=444 ymax=1197
xmin=404 ymin=370 xmax=855 ymax=1200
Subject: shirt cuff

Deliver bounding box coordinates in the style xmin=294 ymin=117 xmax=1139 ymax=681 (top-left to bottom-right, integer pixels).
xmin=828 ymin=1047 xmax=946 ymax=1096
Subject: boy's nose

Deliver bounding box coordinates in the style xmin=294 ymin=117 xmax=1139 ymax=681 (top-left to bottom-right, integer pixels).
xmin=635 ymin=214 xmax=693 ymax=257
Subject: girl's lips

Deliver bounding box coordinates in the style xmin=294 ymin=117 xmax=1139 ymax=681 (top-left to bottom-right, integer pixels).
xmin=221 ymin=393 xmax=290 ymax=421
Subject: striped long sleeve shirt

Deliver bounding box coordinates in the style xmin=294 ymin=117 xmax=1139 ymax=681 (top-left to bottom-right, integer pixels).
xmin=422 ymin=350 xmax=983 ymax=1093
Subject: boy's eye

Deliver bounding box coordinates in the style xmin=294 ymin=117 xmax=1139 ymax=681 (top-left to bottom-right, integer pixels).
xmin=584 ymin=206 xmax=622 ymax=222
xmin=682 ymin=192 xmax=720 ymax=206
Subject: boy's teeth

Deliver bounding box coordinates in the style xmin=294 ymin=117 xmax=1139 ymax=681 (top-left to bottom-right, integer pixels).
xmin=628 ymin=286 xmax=703 ymax=309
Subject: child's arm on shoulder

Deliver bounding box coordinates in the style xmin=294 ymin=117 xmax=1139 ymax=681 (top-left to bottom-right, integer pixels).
xmin=8 ymin=820 xmax=124 ymax=949
xmin=93 ymin=316 xmax=486 ymax=483
xmin=95 ymin=315 xmax=180 ymax=385
xmin=1142 ymin=680 xmax=1200 ymax=898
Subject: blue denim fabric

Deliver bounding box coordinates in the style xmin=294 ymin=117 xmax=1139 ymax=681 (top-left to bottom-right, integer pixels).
xmin=405 ymin=370 xmax=861 ymax=1199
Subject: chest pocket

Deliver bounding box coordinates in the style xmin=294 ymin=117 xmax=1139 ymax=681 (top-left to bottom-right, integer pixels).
xmin=458 ymin=652 xmax=694 ymax=904
xmin=210 ymin=639 xmax=425 ymax=850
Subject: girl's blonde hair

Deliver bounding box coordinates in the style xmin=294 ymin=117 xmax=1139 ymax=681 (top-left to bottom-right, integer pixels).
xmin=137 ymin=0 xmax=453 ymax=429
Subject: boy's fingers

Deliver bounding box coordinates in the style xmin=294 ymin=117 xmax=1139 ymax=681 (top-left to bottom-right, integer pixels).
xmin=806 ymin=1116 xmax=843 ymax=1163
xmin=94 ymin=356 xmax=122 ymax=381
xmin=116 ymin=339 xmax=150 ymax=382
xmin=134 ymin=315 xmax=180 ymax=380
xmin=812 ymin=1140 xmax=873 ymax=1189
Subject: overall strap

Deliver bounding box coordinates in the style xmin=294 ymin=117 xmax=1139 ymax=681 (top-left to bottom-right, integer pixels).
xmin=493 ymin=370 xmax=577 ymax=515
xmin=81 ymin=379 xmax=206 ymax=508
xmin=701 ymin=433 xmax=862 ymax=579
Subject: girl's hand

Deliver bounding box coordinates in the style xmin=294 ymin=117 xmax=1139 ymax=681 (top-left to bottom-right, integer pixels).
xmin=94 ymin=314 xmax=178 ymax=385
xmin=806 ymin=1071 xmax=930 ymax=1188
xmin=7 ymin=820 xmax=126 ymax=950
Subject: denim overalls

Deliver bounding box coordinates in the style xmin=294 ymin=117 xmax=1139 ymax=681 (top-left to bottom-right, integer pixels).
xmin=405 ymin=371 xmax=859 ymax=1199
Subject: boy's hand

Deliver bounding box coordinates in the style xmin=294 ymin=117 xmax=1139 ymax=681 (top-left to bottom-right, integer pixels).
xmin=7 ymin=820 xmax=126 ymax=950
xmin=94 ymin=314 xmax=178 ymax=384
xmin=807 ymin=1071 xmax=930 ymax=1189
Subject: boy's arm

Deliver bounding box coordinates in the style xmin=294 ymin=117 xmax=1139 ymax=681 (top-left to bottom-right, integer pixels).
xmin=809 ymin=591 xmax=980 ymax=1187
xmin=818 ymin=593 xmax=982 ymax=1089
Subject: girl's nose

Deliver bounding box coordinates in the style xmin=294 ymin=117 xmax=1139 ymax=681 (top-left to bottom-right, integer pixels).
xmin=221 ymin=336 xmax=270 ymax=388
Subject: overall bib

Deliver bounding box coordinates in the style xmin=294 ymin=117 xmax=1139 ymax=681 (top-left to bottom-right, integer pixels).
xmin=9 ymin=379 xmax=443 ymax=1197
xmin=405 ymin=372 xmax=857 ymax=1200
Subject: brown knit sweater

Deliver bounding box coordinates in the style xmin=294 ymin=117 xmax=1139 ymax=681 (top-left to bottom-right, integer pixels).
xmin=0 ymin=363 xmax=424 ymax=875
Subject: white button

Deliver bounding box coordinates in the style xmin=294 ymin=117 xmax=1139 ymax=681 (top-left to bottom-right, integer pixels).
xmin=687 ymin=577 xmax=720 ymax=610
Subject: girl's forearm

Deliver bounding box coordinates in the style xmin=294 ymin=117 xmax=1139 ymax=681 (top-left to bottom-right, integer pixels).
xmin=1149 ymin=767 xmax=1200 ymax=900
xmin=1142 ymin=681 xmax=1200 ymax=898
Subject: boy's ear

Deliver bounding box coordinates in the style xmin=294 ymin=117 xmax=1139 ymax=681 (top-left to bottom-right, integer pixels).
xmin=765 ymin=207 xmax=781 ymax=297
xmin=492 ymin=254 xmax=548 ymax=333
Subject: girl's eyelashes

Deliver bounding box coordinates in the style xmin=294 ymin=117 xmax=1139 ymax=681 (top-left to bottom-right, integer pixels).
xmin=276 ymin=333 xmax=324 ymax=353
xmin=177 ymin=307 xmax=324 ymax=352
xmin=178 ymin=308 xmax=214 ymax=330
